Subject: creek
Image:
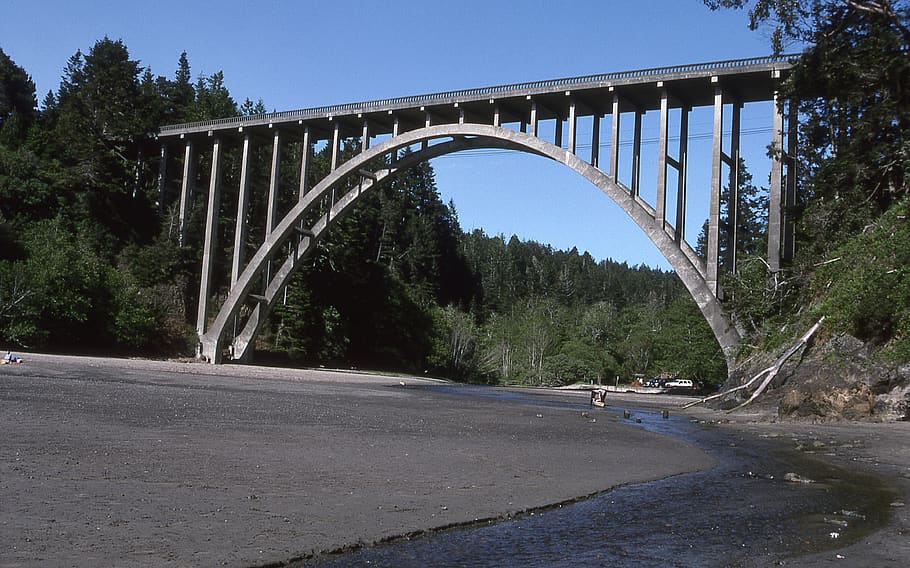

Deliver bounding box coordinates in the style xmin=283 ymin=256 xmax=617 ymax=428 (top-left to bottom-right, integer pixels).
xmin=301 ymin=386 xmax=895 ymax=567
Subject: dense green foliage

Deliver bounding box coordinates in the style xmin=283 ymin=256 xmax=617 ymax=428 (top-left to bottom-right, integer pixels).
xmin=0 ymin=38 xmax=728 ymax=384
xmin=704 ymin=1 xmax=910 ymax=362
xmin=812 ymin=199 xmax=910 ymax=359
xmin=0 ymin=40 xmax=212 ymax=353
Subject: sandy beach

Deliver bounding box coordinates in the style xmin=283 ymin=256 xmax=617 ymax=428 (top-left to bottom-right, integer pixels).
xmin=1 ymin=354 xmax=712 ymax=567
xmin=1 ymin=353 xmax=908 ymax=567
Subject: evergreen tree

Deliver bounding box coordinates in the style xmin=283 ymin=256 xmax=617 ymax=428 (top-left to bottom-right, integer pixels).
xmin=239 ymin=97 xmax=267 ymax=116
xmin=695 ymin=158 xmax=767 ymax=264
xmin=0 ymin=49 xmax=56 ymax=224
xmin=167 ymin=51 xmax=195 ymax=123
xmin=37 ymin=38 xmax=165 ymax=244
xmin=189 ymin=71 xmax=238 ymax=121
xmin=0 ymin=47 xmax=37 ymax=141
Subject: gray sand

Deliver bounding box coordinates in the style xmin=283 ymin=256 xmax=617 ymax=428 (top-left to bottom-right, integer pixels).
xmin=718 ymin=419 xmax=910 ymax=567
xmin=1 ymin=354 xmax=714 ymax=567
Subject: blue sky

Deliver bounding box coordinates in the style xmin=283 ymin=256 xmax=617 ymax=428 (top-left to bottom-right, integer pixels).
xmin=2 ymin=0 xmax=777 ymax=269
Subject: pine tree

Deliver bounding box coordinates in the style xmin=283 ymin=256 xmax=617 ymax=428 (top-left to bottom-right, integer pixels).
xmin=190 ymin=71 xmax=238 ymax=121
xmin=0 ymin=47 xmax=38 ymax=140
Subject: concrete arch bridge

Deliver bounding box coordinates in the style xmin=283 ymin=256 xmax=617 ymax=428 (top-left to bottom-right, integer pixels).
xmin=156 ymin=55 xmax=798 ymax=367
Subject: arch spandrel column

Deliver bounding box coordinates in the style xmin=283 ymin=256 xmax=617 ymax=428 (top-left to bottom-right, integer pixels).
xmin=707 ymin=82 xmax=724 ymax=296
xmin=196 ymin=136 xmax=223 ymax=350
xmin=231 ymin=133 xmax=253 ymax=287
xmin=177 ymin=139 xmax=195 ymax=247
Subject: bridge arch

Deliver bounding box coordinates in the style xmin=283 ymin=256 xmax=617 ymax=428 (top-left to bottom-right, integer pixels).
xmin=199 ymin=123 xmax=740 ymax=367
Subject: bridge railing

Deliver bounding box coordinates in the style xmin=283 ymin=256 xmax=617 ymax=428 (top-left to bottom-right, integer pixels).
xmin=158 ymin=54 xmax=796 ymax=135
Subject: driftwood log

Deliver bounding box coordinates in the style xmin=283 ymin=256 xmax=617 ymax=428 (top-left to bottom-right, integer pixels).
xmin=682 ymin=317 xmax=825 ymax=412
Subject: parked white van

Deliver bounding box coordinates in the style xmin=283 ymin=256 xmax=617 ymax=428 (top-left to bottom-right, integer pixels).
xmin=665 ymin=379 xmax=694 ymax=389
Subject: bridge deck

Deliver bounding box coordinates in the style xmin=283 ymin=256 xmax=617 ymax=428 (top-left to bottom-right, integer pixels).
xmin=158 ymin=55 xmax=793 ymax=141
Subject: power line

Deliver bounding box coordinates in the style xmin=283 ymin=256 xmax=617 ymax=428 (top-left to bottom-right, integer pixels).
xmin=433 ymin=126 xmax=774 ymax=160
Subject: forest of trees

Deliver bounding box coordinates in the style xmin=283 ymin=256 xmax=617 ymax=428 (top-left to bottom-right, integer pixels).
xmin=3 ymin=0 xmax=907 ymax=389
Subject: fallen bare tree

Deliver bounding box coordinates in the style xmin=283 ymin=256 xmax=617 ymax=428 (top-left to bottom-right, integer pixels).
xmin=682 ymin=317 xmax=826 ymax=412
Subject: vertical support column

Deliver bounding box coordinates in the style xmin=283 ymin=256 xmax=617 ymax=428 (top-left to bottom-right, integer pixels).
xmin=329 ymin=122 xmax=341 ymax=220
xmin=493 ymin=103 xmax=501 ymax=127
xmin=529 ymin=100 xmax=538 ymax=137
xmin=631 ymin=109 xmax=643 ymax=197
xmin=296 ymin=125 xmax=312 ymax=269
xmin=423 ymin=110 xmax=431 ymax=150
xmin=768 ymin=92 xmax=784 ymax=271
xmin=157 ymin=143 xmax=168 ymax=214
xmin=554 ymin=115 xmax=563 ymax=148
xmin=610 ymin=92 xmax=620 ymax=182
xmin=361 ymin=118 xmax=370 ymax=152
xmin=458 ymin=107 xmax=466 ymax=125
xmin=178 ymin=139 xmax=195 ymax=247
xmin=196 ymin=137 xmax=223 ymax=349
xmin=298 ymin=125 xmax=311 ymax=200
xmin=265 ymin=129 xmax=282 ymax=286
xmin=391 ymin=115 xmax=401 ymax=163
xmin=330 ymin=121 xmax=341 ymax=171
xmin=655 ymin=87 xmax=669 ymax=228
xmin=266 ymin=129 xmax=282 ymax=235
xmin=231 ymin=133 xmax=252 ymax=287
xmin=726 ymin=101 xmax=742 ymax=273
xmin=675 ymin=106 xmax=690 ymax=244
xmin=568 ymin=99 xmax=577 ymax=154
xmin=783 ymin=102 xmax=798 ymax=262
xmin=707 ymin=81 xmax=724 ymax=295
xmin=590 ymin=112 xmax=601 ymax=168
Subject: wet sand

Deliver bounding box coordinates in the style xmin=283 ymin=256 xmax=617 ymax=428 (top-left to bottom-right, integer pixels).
xmin=1 ymin=354 xmax=715 ymax=567
xmin=713 ymin=416 xmax=910 ymax=567
xmin=581 ymin=391 xmax=910 ymax=566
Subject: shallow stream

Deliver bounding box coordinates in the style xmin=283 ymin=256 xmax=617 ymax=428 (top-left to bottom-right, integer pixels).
xmin=300 ymin=386 xmax=896 ymax=567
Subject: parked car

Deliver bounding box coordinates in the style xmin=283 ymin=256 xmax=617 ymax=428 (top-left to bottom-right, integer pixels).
xmin=665 ymin=379 xmax=695 ymax=389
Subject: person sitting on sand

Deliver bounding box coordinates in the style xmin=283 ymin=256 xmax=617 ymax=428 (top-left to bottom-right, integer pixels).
xmin=2 ymin=351 xmax=23 ymax=364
